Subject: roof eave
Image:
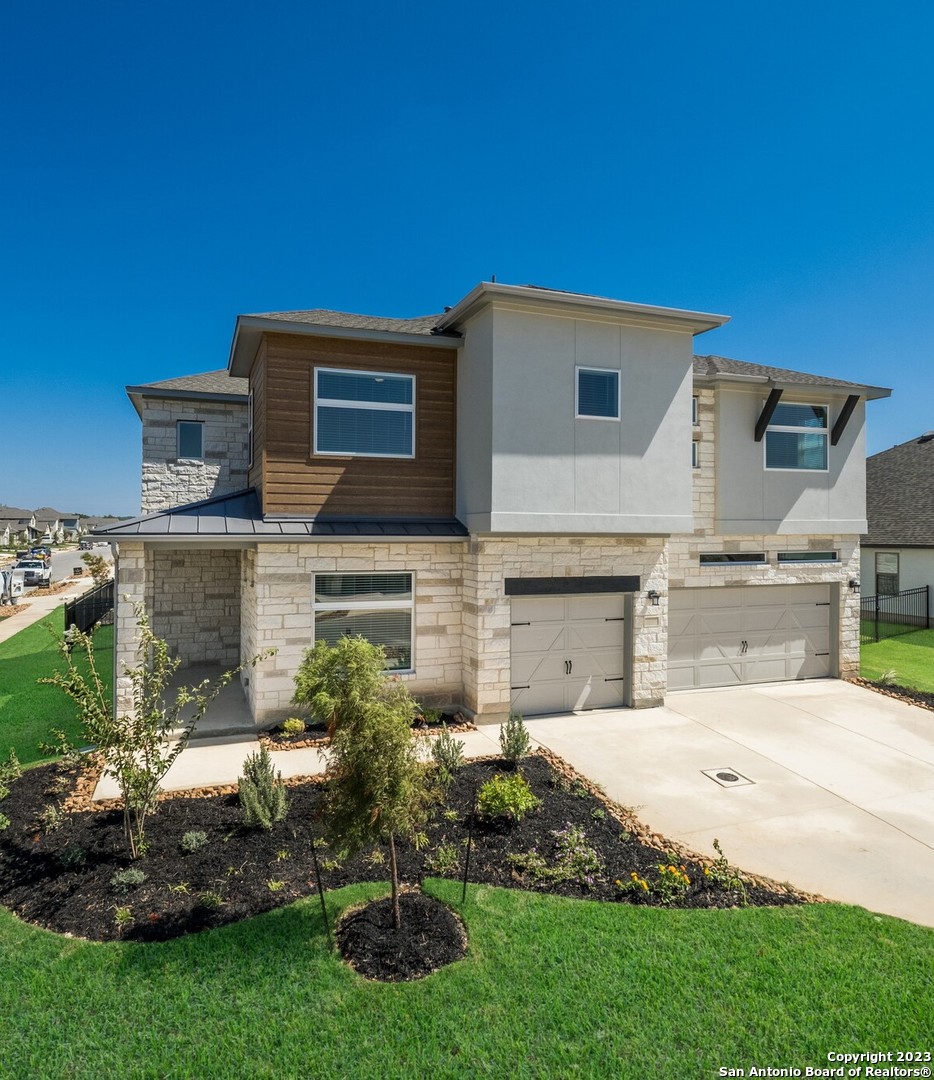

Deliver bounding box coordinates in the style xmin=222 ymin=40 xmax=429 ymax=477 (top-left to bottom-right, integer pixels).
xmin=693 ymin=370 xmax=892 ymax=400
xmin=436 ymin=282 xmax=731 ymax=336
xmin=228 ymin=315 xmax=461 ymax=377
xmin=125 ymin=385 xmax=249 ymax=418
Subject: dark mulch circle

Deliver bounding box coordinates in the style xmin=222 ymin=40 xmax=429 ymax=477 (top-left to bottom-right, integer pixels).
xmin=336 ymin=892 xmax=467 ymax=981
xmin=0 ymin=753 xmax=805 ymax=944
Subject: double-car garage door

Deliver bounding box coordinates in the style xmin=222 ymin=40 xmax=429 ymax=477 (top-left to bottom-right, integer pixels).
xmin=668 ymin=584 xmax=833 ymax=690
xmin=510 ymin=583 xmax=833 ymax=715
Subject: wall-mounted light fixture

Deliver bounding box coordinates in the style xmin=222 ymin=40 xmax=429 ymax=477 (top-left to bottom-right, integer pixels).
xmin=848 ymin=579 xmax=860 ymax=592
xmin=647 ymin=589 xmax=660 ymax=606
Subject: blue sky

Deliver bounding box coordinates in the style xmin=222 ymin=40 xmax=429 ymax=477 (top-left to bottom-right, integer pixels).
xmin=2 ymin=1 xmax=932 ymax=515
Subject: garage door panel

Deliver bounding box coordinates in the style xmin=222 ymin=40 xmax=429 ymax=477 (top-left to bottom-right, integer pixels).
xmin=511 ymin=653 xmax=570 ymax=684
xmin=566 ymin=594 xmax=624 ymax=621
xmin=567 ymin=621 xmax=624 ymax=653
xmin=569 ymin=677 xmax=626 ymax=711
xmin=511 ymin=624 xmax=566 ymax=655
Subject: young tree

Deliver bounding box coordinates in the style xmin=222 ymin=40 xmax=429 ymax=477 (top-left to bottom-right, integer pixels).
xmin=294 ymin=636 xmax=430 ymax=929
xmin=43 ymin=603 xmax=274 ymax=859
xmin=80 ymin=552 xmax=112 ymax=588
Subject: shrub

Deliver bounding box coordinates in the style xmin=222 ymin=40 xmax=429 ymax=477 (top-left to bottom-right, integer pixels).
xmin=499 ymin=711 xmax=531 ymax=764
xmin=702 ymin=838 xmax=748 ymax=904
xmin=180 ymin=830 xmax=209 ymax=854
xmin=509 ymin=824 xmax=604 ymax=888
xmin=281 ymin=717 xmax=306 ymax=736
xmin=0 ymin=813 xmax=9 ymax=832
xmin=476 ymin=772 xmax=541 ymax=822
xmin=238 ymin=747 xmax=289 ymax=830
xmin=56 ymin=846 xmax=88 ymax=869
xmin=110 ymin=867 xmax=147 ymax=894
xmin=37 ymin=803 xmax=64 ymax=833
xmin=0 ymin=748 xmax=22 ymax=790
xmin=425 ymin=841 xmax=460 ymax=876
xmin=113 ymin=906 xmax=133 ymax=930
xmin=430 ymin=724 xmax=465 ymax=786
xmin=197 ymin=890 xmax=224 ymax=910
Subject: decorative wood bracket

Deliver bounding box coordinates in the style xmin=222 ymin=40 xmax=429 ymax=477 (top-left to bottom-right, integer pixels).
xmin=830 ymin=395 xmax=860 ymax=446
xmin=754 ymin=388 xmax=784 ymax=442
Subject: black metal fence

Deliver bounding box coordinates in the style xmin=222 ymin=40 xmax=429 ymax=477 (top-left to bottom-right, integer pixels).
xmin=64 ymin=580 xmax=114 ymax=635
xmin=860 ymin=585 xmax=930 ymax=645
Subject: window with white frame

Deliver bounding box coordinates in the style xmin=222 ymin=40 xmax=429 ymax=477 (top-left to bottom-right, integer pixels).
xmin=764 ymin=403 xmax=828 ymax=470
xmin=576 ymin=367 xmax=620 ymax=420
xmin=177 ymin=421 xmax=204 ymax=460
xmin=777 ymin=551 xmax=838 ymax=563
xmin=691 ymin=440 xmax=699 ymax=468
xmin=314 ymin=368 xmax=414 ymax=457
xmin=313 ymin=572 xmax=414 ymax=671
xmin=692 ymin=395 xmax=699 ymax=425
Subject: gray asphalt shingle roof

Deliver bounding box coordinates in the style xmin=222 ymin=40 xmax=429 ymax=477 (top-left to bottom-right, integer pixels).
xmin=91 ymin=490 xmax=469 ymax=541
xmin=248 ymin=309 xmax=453 ymax=337
xmin=693 ymin=354 xmax=881 ymax=392
xmin=863 ymin=434 xmax=934 ymax=547
xmin=128 ymin=370 xmax=249 ymax=397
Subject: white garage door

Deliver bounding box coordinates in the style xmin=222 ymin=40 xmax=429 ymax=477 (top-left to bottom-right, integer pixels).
xmin=510 ymin=594 xmax=627 ymax=716
xmin=668 ymin=584 xmax=832 ymax=690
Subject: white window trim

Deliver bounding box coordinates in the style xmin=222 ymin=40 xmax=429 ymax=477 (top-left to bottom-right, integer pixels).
xmin=312 ymin=571 xmax=415 ymax=674
xmin=691 ymin=440 xmax=699 ymax=468
xmin=176 ymin=420 xmax=204 ymax=461
xmin=313 ymin=367 xmax=415 ymax=459
xmin=763 ymin=402 xmax=829 ymax=473
xmin=575 ymin=366 xmax=621 ymax=421
xmin=692 ymin=395 xmax=699 ymax=425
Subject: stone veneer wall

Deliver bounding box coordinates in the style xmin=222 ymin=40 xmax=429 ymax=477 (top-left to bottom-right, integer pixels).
xmin=244 ymin=542 xmax=465 ymax=727
xmin=141 ymin=398 xmax=249 ymax=513
xmin=148 ymin=549 xmax=241 ymax=667
xmin=113 ymin=541 xmax=146 ymax=716
xmin=463 ymin=536 xmax=669 ymax=721
xmin=673 ymin=384 xmax=861 ymax=677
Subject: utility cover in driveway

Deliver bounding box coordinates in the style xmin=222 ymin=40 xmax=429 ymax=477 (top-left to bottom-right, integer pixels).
xmin=510 ymin=594 xmax=626 ymax=716
xmin=668 ymin=584 xmax=832 ymax=690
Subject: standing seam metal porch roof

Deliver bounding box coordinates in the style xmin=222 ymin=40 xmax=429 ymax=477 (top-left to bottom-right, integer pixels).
xmin=90 ymin=490 xmax=469 ymax=540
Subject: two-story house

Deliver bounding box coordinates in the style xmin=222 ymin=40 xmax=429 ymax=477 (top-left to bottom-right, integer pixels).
xmin=95 ymin=282 xmax=890 ymax=728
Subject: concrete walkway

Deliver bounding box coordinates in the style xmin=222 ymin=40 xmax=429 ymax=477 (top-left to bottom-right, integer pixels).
xmin=0 ymin=576 xmax=95 ymax=644
xmin=91 ymin=679 xmax=934 ymax=928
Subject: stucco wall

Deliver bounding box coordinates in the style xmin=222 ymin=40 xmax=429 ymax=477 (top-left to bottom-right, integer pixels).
xmin=457 ymin=305 xmax=695 ymax=534
xmin=140 ymin=397 xmax=249 ymax=513
xmin=715 ymin=386 xmax=867 ymax=535
xmin=861 ymin=546 xmax=934 ymax=596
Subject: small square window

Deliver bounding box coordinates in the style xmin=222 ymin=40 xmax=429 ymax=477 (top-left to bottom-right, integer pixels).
xmin=576 ymin=368 xmax=620 ymax=420
xmin=177 ymin=421 xmax=204 ymax=460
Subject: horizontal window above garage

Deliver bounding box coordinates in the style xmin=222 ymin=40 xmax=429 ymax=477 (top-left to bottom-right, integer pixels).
xmin=699 ymin=553 xmax=766 ymax=565
xmin=777 ymin=551 xmax=838 ymax=563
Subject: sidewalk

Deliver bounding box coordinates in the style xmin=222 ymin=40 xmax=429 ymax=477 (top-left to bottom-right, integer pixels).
xmin=0 ymin=577 xmax=94 ymax=645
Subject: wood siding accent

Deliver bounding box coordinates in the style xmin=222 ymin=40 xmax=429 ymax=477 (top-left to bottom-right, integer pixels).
xmin=258 ymin=333 xmax=457 ymax=517
xmin=248 ymin=340 xmax=267 ymax=497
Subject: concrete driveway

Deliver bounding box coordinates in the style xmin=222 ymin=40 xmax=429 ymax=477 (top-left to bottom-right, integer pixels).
xmin=521 ymin=680 xmax=934 ymax=928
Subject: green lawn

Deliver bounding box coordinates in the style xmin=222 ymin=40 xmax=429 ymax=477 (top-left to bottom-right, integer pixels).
xmin=0 ymin=609 xmax=113 ymax=765
xmin=0 ymin=881 xmax=930 ymax=1078
xmin=861 ymin=627 xmax=934 ymax=692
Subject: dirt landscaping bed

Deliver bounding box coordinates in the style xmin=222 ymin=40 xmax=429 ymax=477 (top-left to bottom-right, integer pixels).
xmin=850 ymin=676 xmax=934 ymax=713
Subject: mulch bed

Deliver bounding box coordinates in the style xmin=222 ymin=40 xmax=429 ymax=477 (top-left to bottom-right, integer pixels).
xmin=0 ymin=752 xmax=808 ymax=979
xmin=850 ymin=676 xmax=934 ymax=713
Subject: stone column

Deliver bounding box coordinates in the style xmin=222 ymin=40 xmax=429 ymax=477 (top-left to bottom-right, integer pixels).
xmin=112 ymin=541 xmax=147 ymax=716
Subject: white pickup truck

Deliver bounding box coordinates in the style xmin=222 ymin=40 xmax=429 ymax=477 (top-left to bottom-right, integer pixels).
xmin=15 ymin=558 xmax=52 ymax=587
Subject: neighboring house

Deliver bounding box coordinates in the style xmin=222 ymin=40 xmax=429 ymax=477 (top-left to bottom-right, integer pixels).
xmin=60 ymin=517 xmax=82 ymax=541
xmin=95 ymin=282 xmax=890 ymax=728
xmin=861 ymin=432 xmax=934 ymax=603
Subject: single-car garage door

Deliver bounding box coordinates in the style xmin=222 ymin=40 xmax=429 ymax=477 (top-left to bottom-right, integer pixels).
xmin=510 ymin=594 xmax=627 ymax=716
xmin=668 ymin=584 xmax=832 ymax=690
